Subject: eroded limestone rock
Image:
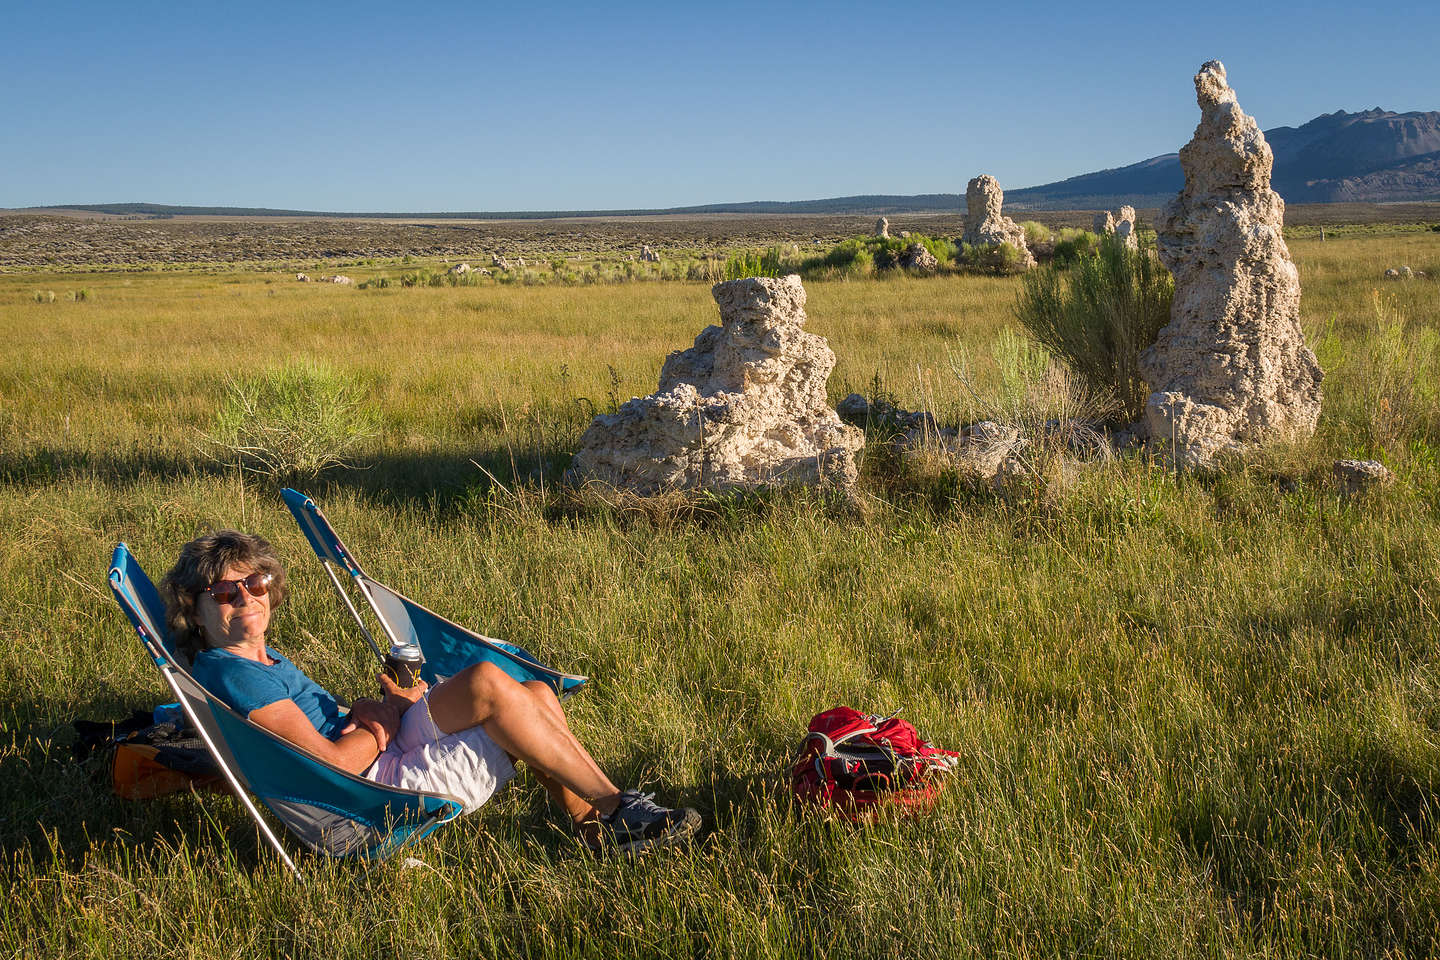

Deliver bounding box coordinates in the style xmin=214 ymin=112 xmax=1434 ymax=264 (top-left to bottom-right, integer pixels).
xmin=1095 ymin=207 xmax=1137 ymax=248
xmin=875 ymin=217 xmax=889 ymax=239
xmin=570 ymin=275 xmax=864 ymax=493
xmin=1333 ymin=459 xmax=1392 ymax=495
xmin=963 ymin=175 xmax=1035 ymax=268
xmin=1115 ymin=218 xmax=1137 ymax=249
xmin=900 ymin=242 xmax=938 ymax=272
xmin=1139 ymin=61 xmax=1323 ymax=469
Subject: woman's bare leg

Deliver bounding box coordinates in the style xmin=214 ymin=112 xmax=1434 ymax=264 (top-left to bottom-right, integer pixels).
xmin=425 ymin=662 xmax=621 ymax=816
xmin=519 ymin=681 xmax=607 ymax=833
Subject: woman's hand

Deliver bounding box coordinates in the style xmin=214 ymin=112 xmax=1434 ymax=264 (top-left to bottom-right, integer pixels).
xmin=341 ymin=697 xmax=401 ymax=752
xmin=379 ymin=672 xmax=428 ymax=711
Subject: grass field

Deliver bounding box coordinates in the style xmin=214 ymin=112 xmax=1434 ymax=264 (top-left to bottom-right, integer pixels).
xmin=2 ymin=226 xmax=1440 ymax=958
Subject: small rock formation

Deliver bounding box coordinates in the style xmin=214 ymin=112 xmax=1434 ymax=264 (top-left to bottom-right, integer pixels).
xmin=1115 ymin=219 xmax=1136 ymax=250
xmin=899 ymin=243 xmax=939 ymax=272
xmin=875 ymin=217 xmax=889 ymax=239
xmin=640 ymin=244 xmax=660 ymax=262
xmin=1385 ymin=268 xmax=1400 ymax=279
xmin=836 ymin=394 xmax=939 ymax=436
xmin=963 ymin=175 xmax=1036 ymax=268
xmin=450 ymin=262 xmax=472 ymax=275
xmin=1400 ymin=265 xmax=1414 ymax=278
xmin=1333 ymin=459 xmax=1392 ymax=495
xmin=492 ymin=253 xmax=510 ymax=269
xmin=1115 ymin=206 xmax=1138 ymax=249
xmin=1139 ymin=61 xmax=1323 ymax=469
xmin=570 ymin=275 xmax=864 ymax=493
xmin=296 ymin=273 xmax=311 ymax=282
xmin=1094 ymin=207 xmax=1137 ymax=248
xmin=323 ymin=275 xmax=353 ymax=284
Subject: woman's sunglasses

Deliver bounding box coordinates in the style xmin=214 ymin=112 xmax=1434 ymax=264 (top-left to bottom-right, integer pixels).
xmin=202 ymin=572 xmax=273 ymax=604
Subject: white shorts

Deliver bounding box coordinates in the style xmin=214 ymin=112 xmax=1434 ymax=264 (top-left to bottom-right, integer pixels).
xmin=364 ymin=691 xmax=516 ymax=814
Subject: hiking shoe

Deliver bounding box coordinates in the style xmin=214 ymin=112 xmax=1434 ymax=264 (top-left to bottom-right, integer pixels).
xmin=589 ymin=790 xmax=700 ymax=854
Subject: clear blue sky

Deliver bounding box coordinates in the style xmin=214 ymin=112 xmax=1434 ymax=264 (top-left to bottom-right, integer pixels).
xmin=3 ymin=0 xmax=1436 ymax=211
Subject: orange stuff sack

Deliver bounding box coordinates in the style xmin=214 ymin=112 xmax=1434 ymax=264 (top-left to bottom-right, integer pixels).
xmin=75 ymin=712 xmax=223 ymax=800
xmin=111 ymin=741 xmax=223 ymax=800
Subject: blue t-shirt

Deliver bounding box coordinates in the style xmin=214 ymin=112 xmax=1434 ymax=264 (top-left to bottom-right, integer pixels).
xmin=191 ymin=646 xmax=346 ymax=740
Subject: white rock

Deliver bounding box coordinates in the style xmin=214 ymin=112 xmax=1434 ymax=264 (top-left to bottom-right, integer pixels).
xmin=450 ymin=262 xmax=472 ymax=274
xmin=296 ymin=273 xmax=311 ymax=282
xmin=899 ymin=242 xmax=939 ymax=272
xmin=962 ymin=176 xmax=1035 ymax=268
xmin=570 ymin=276 xmax=864 ymax=493
xmin=1115 ymin=218 xmax=1137 ymax=250
xmin=1333 ymin=459 xmax=1392 ymax=494
xmin=1139 ymin=61 xmax=1323 ymax=469
xmin=1093 ymin=212 xmax=1116 ymax=234
xmin=875 ymin=217 xmax=889 ymax=239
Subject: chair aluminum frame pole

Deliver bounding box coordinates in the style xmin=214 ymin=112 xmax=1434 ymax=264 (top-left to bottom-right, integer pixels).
xmin=139 ymin=634 xmax=304 ymax=880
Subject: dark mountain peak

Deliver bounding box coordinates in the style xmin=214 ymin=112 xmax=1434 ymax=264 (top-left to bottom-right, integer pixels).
xmin=1009 ymin=104 xmax=1440 ymax=208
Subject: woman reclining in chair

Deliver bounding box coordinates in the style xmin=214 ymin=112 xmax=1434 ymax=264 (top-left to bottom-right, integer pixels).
xmin=160 ymin=529 xmax=699 ymax=854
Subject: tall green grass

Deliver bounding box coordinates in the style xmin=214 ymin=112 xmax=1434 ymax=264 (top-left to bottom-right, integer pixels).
xmin=1 ymin=231 xmax=1439 ymax=958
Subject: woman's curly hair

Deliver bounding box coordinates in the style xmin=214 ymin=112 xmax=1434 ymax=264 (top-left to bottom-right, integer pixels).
xmin=160 ymin=530 xmax=288 ymax=661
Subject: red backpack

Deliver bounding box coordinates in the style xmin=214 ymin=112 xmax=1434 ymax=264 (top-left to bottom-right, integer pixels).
xmin=789 ymin=707 xmax=959 ymax=818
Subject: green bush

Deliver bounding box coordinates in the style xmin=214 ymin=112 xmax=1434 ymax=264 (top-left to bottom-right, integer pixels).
xmin=1013 ymin=233 xmax=1173 ymax=422
xmin=200 ymin=360 xmax=378 ymax=479
xmin=798 ymin=234 xmax=955 ymax=279
xmin=1020 ymin=221 xmax=1052 ymax=246
xmin=962 ymin=242 xmax=1024 ymax=275
xmin=917 ymin=236 xmax=957 ymax=266
xmin=1051 ymin=228 xmax=1099 ymax=267
xmin=724 ymin=247 xmax=785 ymax=280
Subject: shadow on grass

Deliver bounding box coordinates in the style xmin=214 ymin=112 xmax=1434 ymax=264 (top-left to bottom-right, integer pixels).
xmin=0 ymin=442 xmax=547 ymax=514
xmin=6 ymin=435 xmax=923 ymax=534
xmin=0 ymin=694 xmax=269 ymax=872
xmin=0 ymin=447 xmax=233 ymax=488
xmin=1173 ymin=731 xmax=1440 ymax=949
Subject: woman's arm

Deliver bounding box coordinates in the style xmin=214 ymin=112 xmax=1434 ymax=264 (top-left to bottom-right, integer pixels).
xmin=248 ymin=698 xmax=382 ymax=775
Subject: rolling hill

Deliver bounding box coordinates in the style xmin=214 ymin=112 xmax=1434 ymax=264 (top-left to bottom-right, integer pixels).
xmin=13 ymin=107 xmax=1439 ymax=219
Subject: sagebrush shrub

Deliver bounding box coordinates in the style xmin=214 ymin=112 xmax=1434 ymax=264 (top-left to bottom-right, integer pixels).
xmin=200 ymin=360 xmax=378 ymax=479
xmin=1020 ymin=221 xmax=1052 ymax=245
xmin=1051 ymin=229 xmax=1098 ymax=266
xmin=962 ymin=242 xmax=1024 ymax=275
xmin=1013 ymin=233 xmax=1172 ymax=422
xmin=724 ymin=247 xmax=786 ymax=280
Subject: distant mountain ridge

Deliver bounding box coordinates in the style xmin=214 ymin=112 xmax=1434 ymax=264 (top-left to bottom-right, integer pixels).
xmin=14 ymin=107 xmax=1439 ymax=218
xmin=1006 ymin=107 xmax=1440 ymax=209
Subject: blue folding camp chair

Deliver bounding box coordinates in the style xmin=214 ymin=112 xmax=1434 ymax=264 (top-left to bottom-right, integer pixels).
xmin=107 ymin=496 xmax=586 ymax=878
xmin=279 ymin=488 xmax=587 ymax=698
xmin=108 ymin=544 xmax=464 ymax=878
